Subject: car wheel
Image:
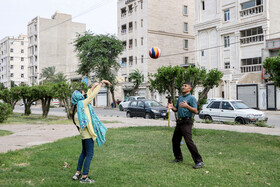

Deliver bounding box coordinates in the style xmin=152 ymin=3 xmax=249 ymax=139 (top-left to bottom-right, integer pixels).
xmin=119 ymin=105 xmax=123 ymax=111
xmin=145 ymin=113 xmax=151 ymax=119
xmin=235 ymin=117 xmax=245 ymax=124
xmin=205 ymin=115 xmax=212 ymax=122
xmin=126 ymin=112 xmax=132 ymax=118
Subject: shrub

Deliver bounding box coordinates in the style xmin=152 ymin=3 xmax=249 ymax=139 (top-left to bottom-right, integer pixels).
xmin=0 ymin=102 xmax=12 ymax=123
xmin=255 ymin=121 xmax=271 ymax=128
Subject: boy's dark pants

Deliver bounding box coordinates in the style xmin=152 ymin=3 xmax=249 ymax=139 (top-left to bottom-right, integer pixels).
xmin=172 ymin=118 xmax=203 ymax=163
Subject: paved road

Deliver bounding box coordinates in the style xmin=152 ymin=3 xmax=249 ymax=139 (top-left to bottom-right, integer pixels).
xmin=14 ymin=105 xmax=280 ymax=128
xmin=1 ymin=116 xmax=280 ymax=153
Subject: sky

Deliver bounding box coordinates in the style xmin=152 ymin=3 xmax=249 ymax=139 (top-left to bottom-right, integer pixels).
xmin=0 ymin=0 xmax=117 ymax=39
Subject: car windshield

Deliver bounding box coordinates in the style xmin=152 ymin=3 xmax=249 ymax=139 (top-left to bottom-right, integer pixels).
xmin=145 ymin=100 xmax=162 ymax=107
xmin=231 ymin=101 xmax=250 ymax=109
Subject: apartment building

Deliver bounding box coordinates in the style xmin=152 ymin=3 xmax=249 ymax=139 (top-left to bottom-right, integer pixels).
xmin=117 ymin=0 xmax=195 ymax=101
xmin=194 ymin=0 xmax=280 ymax=109
xmin=0 ymin=34 xmax=28 ymax=88
xmin=27 ymin=11 xmax=86 ymax=85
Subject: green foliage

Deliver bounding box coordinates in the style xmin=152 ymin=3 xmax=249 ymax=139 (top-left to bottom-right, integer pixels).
xmin=0 ymin=83 xmax=5 ymax=90
xmin=129 ymin=69 xmax=144 ymax=95
xmin=0 ymin=87 xmax=21 ymax=110
xmin=40 ymin=66 xmax=67 ymax=84
xmin=263 ymin=54 xmax=280 ymax=87
xmin=0 ymin=102 xmax=12 ymax=123
xmin=74 ymin=31 xmax=123 ymax=107
xmin=18 ymin=86 xmax=41 ymax=116
xmin=37 ymin=84 xmax=58 ymax=118
xmin=255 ymin=121 xmax=270 ymax=127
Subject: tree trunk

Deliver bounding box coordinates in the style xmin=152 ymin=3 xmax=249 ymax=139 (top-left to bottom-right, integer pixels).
xmin=24 ymin=103 xmax=32 ymax=116
xmin=110 ymin=87 xmax=116 ymax=108
xmin=63 ymin=98 xmax=71 ymax=119
xmin=42 ymin=98 xmax=52 ymax=118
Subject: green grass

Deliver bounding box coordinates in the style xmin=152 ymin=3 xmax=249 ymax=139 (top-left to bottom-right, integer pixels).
xmin=2 ymin=113 xmax=121 ymax=125
xmin=0 ymin=127 xmax=279 ymax=186
xmin=0 ymin=129 xmax=12 ymax=137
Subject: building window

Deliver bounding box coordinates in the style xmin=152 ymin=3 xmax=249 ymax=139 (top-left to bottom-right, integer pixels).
xmin=184 ymin=23 xmax=188 ymax=32
xmin=129 ymin=22 xmax=133 ymax=32
xmin=121 ymin=58 xmax=127 ymax=67
xmin=184 ymin=57 xmax=189 ymax=64
xmin=141 ymin=19 xmax=144 ymax=27
xmin=11 ymin=73 xmax=14 ymax=77
xmin=10 ymin=48 xmax=14 ymax=53
xmin=201 ymin=50 xmax=205 ymax=56
xmin=122 ymin=41 xmax=127 ymax=49
xmin=121 ymin=24 xmax=127 ymax=35
xmin=141 ymin=55 xmax=144 ymax=63
xmin=21 ymin=49 xmax=24 ymax=53
xmin=184 ymin=40 xmax=188 ymax=49
xmin=240 ymin=57 xmax=262 ymax=73
xmin=141 ymin=37 xmax=144 ymax=45
xmin=224 ymin=9 xmax=230 ymax=21
xmin=140 ymin=0 xmax=143 ymax=9
xmin=240 ymin=26 xmax=263 ymax=45
xmin=21 ymin=65 xmax=24 ymax=70
xmin=128 ymin=4 xmax=133 ymax=15
xmin=11 ymin=65 xmax=14 ymax=69
xmin=21 ymin=74 xmax=24 ymax=78
xmin=121 ymin=7 xmax=126 ymax=17
xmin=241 ymin=0 xmax=263 ymax=10
xmin=10 ymin=57 xmax=14 ymax=61
xmin=129 ymin=56 xmax=133 ymax=66
xmin=135 ymin=57 xmax=137 ymax=64
xmin=225 ymin=62 xmax=230 ymax=69
xmin=240 ymin=0 xmax=263 ymax=17
xmin=202 ymin=1 xmax=205 ymax=10
xmin=135 ymin=39 xmax=137 ymax=47
xmin=21 ymin=41 xmax=24 ymax=45
xmin=224 ymin=36 xmax=230 ymax=48
xmin=129 ymin=39 xmax=133 ymax=49
xmin=183 ymin=6 xmax=188 ymax=15
xmin=135 ymin=21 xmax=137 ymax=30
xmin=21 ymin=57 xmax=24 ymax=61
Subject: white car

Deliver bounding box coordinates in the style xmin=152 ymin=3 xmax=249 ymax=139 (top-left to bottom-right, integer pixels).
xmin=199 ymin=99 xmax=268 ymax=124
xmin=119 ymin=96 xmax=145 ymax=111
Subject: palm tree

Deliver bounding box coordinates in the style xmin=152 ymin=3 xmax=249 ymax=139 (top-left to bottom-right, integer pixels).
xmin=129 ymin=69 xmax=144 ymax=95
xmin=41 ymin=66 xmax=56 ymax=82
xmin=51 ymin=72 xmax=67 ymax=83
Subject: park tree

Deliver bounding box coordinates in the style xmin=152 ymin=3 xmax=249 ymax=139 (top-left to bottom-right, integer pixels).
xmin=54 ymin=82 xmax=88 ymax=119
xmin=149 ymin=65 xmax=223 ymax=112
xmin=149 ymin=65 xmax=184 ymax=104
xmin=263 ymin=53 xmax=280 ymax=87
xmin=0 ymin=102 xmax=12 ymax=123
xmin=0 ymin=83 xmax=5 ymax=90
xmin=41 ymin=66 xmax=56 ymax=82
xmin=129 ymin=69 xmax=144 ymax=96
xmin=37 ymin=84 xmax=58 ymax=118
xmin=74 ymin=32 xmax=123 ymax=107
xmin=18 ymin=85 xmax=40 ymax=115
xmin=0 ymin=87 xmax=21 ymax=110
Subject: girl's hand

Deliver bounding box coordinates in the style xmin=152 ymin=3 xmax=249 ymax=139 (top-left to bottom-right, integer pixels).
xmin=101 ymin=80 xmax=112 ymax=86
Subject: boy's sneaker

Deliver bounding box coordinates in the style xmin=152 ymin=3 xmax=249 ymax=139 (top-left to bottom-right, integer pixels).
xmin=72 ymin=173 xmax=81 ymax=180
xmin=80 ymin=176 xmax=95 ymax=183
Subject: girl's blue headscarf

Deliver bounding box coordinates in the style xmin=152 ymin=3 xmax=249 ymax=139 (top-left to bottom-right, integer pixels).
xmin=71 ymin=90 xmax=107 ymax=147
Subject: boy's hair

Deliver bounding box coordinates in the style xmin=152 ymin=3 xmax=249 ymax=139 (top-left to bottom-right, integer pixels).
xmin=183 ymin=82 xmax=192 ymax=88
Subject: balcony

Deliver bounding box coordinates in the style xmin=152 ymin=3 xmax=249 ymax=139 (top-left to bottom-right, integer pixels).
xmin=240 ymin=34 xmax=264 ymax=45
xmin=121 ymin=29 xmax=127 ymax=35
xmin=240 ymin=5 xmax=263 ymax=17
xmin=240 ymin=64 xmax=262 ymax=73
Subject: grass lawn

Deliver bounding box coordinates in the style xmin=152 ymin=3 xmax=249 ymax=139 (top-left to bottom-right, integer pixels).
xmin=2 ymin=113 xmax=121 ymax=125
xmin=0 ymin=127 xmax=279 ymax=186
xmin=0 ymin=130 xmax=12 ymax=137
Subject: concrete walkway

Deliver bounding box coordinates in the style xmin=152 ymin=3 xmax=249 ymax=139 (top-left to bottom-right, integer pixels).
xmin=1 ymin=116 xmax=280 ymax=153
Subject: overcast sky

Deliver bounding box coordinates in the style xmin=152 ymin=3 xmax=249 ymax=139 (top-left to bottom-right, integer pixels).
xmin=0 ymin=0 xmax=117 ymax=39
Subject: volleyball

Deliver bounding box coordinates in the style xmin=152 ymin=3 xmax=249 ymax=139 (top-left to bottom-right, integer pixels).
xmin=149 ymin=47 xmax=161 ymax=59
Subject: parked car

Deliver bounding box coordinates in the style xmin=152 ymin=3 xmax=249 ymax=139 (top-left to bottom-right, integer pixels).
xmin=199 ymin=99 xmax=268 ymax=124
xmin=119 ymin=96 xmax=145 ymax=111
xmin=126 ymin=99 xmax=168 ymax=119
xmin=202 ymin=98 xmax=223 ymax=110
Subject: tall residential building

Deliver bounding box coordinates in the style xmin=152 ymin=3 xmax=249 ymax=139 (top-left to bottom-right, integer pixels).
xmin=117 ymin=0 xmax=195 ymax=101
xmin=0 ymin=34 xmax=28 ymax=88
xmin=27 ymin=11 xmax=86 ymax=85
xmin=194 ymin=0 xmax=280 ymax=109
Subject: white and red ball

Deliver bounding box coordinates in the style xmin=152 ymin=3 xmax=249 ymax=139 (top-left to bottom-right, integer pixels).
xmin=149 ymin=47 xmax=161 ymax=59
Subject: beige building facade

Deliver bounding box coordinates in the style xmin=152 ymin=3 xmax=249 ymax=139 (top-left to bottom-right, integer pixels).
xmin=117 ymin=0 xmax=195 ymax=102
xmin=0 ymin=34 xmax=28 ymax=88
xmin=194 ymin=0 xmax=280 ymax=110
xmin=27 ymin=11 xmax=86 ymax=85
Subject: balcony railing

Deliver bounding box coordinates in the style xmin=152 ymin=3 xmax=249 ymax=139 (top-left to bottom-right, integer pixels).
xmin=121 ymin=29 xmax=127 ymax=35
xmin=129 ymin=27 xmax=133 ymax=32
xmin=240 ymin=64 xmax=262 ymax=73
xmin=240 ymin=34 xmax=264 ymax=45
xmin=121 ymin=13 xmax=126 ymax=17
xmin=121 ymin=62 xmax=127 ymax=67
xmin=240 ymin=5 xmax=263 ymax=17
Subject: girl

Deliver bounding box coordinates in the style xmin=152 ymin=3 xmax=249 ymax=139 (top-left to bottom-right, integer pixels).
xmin=71 ymin=80 xmax=111 ymax=183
